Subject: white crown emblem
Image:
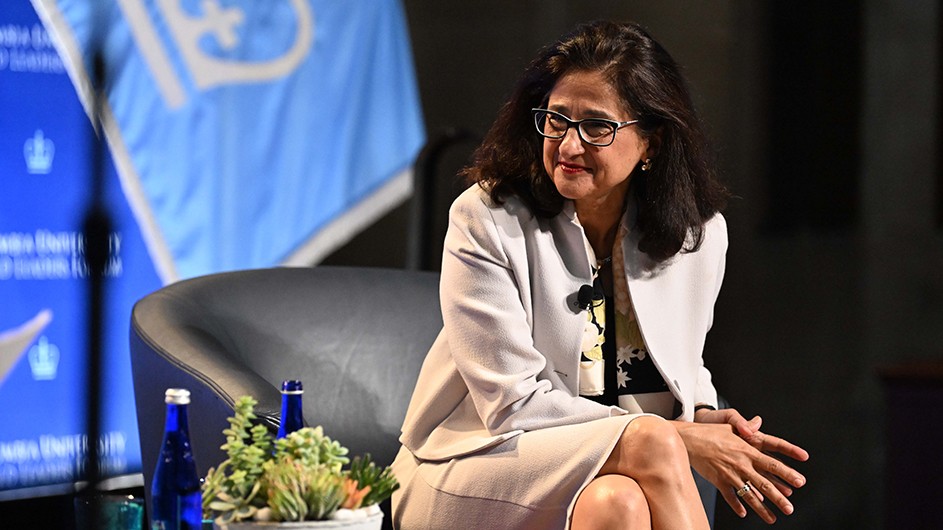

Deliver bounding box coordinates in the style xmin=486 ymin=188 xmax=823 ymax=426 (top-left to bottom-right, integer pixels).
xmin=24 ymin=130 xmax=55 ymax=174
xmin=28 ymin=335 xmax=60 ymax=380
xmin=122 ymin=0 xmax=314 ymax=109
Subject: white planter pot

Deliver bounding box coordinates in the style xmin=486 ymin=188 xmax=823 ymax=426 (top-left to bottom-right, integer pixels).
xmin=213 ymin=509 xmax=382 ymax=530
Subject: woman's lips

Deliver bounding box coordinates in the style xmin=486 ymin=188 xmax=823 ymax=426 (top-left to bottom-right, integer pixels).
xmin=558 ymin=161 xmax=590 ymax=174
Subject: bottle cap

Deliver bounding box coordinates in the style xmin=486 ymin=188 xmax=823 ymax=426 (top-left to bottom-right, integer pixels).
xmin=281 ymin=380 xmax=303 ymax=394
xmin=165 ymin=388 xmax=191 ymax=404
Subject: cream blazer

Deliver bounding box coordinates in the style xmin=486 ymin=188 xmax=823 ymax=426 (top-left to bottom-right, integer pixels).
xmin=400 ymin=185 xmax=727 ymax=462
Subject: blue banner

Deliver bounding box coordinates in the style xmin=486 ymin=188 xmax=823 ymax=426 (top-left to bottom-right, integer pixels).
xmin=2 ymin=0 xmax=424 ymax=498
xmin=35 ymin=0 xmax=426 ymax=281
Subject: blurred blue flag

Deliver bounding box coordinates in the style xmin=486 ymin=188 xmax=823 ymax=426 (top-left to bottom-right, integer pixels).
xmin=33 ymin=0 xmax=426 ymax=281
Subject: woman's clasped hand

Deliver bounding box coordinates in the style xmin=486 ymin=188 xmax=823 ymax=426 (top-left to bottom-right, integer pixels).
xmin=681 ymin=408 xmax=810 ymax=523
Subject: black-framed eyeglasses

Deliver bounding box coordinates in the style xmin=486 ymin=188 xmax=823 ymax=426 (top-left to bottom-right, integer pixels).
xmin=532 ymin=108 xmax=639 ymax=147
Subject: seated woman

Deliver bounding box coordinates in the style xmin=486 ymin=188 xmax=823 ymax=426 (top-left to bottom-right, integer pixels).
xmin=392 ymin=20 xmax=809 ymax=530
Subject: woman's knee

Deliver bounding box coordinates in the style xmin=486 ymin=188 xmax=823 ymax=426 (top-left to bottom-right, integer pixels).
xmin=572 ymin=475 xmax=651 ymax=529
xmin=630 ymin=416 xmax=687 ymax=459
xmin=603 ymin=416 xmax=690 ymax=478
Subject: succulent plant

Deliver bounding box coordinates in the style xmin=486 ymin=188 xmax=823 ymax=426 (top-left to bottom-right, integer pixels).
xmin=273 ymin=426 xmax=349 ymax=474
xmin=202 ymin=396 xmax=270 ymax=523
xmin=345 ymin=454 xmax=399 ymax=509
xmin=263 ymin=458 xmax=345 ymax=521
xmin=201 ymin=395 xmax=398 ymax=524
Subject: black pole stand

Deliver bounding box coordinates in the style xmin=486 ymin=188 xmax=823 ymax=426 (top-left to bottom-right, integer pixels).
xmin=80 ymin=50 xmax=112 ymax=530
xmin=406 ymin=127 xmax=478 ymax=271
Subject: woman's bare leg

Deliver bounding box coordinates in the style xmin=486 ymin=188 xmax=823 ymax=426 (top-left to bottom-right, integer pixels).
xmin=571 ymin=474 xmax=652 ymax=529
xmin=595 ymin=416 xmax=709 ymax=530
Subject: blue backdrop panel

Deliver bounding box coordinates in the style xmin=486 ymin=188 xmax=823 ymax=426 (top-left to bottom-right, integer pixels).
xmin=0 ymin=0 xmax=159 ymax=498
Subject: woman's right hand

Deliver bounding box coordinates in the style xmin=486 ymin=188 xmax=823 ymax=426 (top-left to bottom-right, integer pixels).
xmin=673 ymin=419 xmax=809 ymax=524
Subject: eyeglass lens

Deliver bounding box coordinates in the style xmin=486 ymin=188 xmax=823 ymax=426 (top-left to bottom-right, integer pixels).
xmin=535 ymin=110 xmax=616 ymax=146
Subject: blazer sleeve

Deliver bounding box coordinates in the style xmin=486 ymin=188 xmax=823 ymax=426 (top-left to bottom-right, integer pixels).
xmin=693 ymin=213 xmax=728 ymax=409
xmin=440 ymin=191 xmax=623 ymax=436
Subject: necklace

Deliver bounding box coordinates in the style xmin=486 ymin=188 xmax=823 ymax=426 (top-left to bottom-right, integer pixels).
xmin=596 ymin=255 xmax=612 ymax=267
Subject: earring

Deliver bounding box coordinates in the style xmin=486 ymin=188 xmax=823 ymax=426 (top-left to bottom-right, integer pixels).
xmin=641 ymin=158 xmax=652 ymax=171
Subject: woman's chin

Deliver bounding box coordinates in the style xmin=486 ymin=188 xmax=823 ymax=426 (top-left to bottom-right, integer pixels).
xmin=552 ymin=177 xmax=593 ymax=201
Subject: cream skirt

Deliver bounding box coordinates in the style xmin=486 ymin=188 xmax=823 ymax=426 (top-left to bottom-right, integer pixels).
xmin=391 ymin=414 xmax=647 ymax=530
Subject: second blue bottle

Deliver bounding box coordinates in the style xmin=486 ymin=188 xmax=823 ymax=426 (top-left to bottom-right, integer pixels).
xmin=277 ymin=380 xmax=304 ymax=438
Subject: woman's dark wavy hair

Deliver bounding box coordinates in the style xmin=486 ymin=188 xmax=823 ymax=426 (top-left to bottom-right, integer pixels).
xmin=461 ymin=21 xmax=729 ymax=261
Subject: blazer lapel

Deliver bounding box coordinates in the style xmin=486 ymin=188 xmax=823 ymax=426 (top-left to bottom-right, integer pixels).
xmin=538 ymin=202 xmax=595 ymax=394
xmin=620 ymin=208 xmax=686 ymax=403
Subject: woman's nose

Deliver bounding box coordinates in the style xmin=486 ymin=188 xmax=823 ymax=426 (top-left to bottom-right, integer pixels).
xmin=558 ymin=126 xmax=585 ymax=155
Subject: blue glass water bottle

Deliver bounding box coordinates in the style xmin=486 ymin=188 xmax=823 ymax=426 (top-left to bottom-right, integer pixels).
xmin=277 ymin=380 xmax=304 ymax=438
xmin=151 ymin=388 xmax=202 ymax=530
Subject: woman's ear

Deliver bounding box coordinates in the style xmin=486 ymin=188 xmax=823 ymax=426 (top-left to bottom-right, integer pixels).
xmin=645 ymin=126 xmax=664 ymax=159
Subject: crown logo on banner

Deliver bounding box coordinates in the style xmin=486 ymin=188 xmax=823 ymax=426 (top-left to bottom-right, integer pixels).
xmin=121 ymin=0 xmax=315 ymax=109
xmin=24 ymin=129 xmax=55 ymax=174
xmin=28 ymin=336 xmax=60 ymax=380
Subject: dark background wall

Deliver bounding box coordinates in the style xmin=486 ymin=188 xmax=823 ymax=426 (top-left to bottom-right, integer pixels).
xmin=325 ymin=1 xmax=943 ymax=528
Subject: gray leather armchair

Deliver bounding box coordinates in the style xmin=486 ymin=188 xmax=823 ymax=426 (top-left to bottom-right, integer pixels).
xmin=129 ymin=266 xmax=441 ymax=527
xmin=129 ymin=265 xmax=718 ymax=528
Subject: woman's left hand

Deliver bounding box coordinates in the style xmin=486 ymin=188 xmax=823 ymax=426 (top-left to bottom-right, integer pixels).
xmin=674 ymin=414 xmax=810 ymax=524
